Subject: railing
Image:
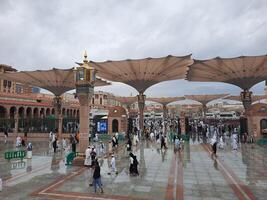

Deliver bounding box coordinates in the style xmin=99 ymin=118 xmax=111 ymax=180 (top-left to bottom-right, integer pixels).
xmin=4 ymin=150 xmax=26 ymax=160
xmin=62 ymin=117 xmax=79 ymax=133
xmin=18 ymin=117 xmax=56 ymax=133
xmin=0 ymin=118 xmax=15 ymax=133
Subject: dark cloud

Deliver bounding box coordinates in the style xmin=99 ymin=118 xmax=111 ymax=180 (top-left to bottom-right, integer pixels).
xmin=0 ymin=0 xmax=266 ymax=96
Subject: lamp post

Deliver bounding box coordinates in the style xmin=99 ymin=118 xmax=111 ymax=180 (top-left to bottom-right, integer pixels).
xmin=74 ymin=51 xmax=96 ymax=153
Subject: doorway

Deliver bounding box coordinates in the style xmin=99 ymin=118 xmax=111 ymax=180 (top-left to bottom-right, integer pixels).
xmin=112 ymin=119 xmax=119 ymax=133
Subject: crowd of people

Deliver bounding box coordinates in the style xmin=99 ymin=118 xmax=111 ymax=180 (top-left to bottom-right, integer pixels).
xmin=188 ymin=120 xmax=245 ymax=157
xmin=2 ymin=116 xmax=250 ymax=195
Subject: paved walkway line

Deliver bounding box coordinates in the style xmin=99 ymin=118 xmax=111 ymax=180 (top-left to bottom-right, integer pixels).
xmin=202 ymin=144 xmax=257 ymax=200
xmin=31 ymin=142 xmax=151 ymax=200
xmin=40 ymin=167 xmax=85 ymax=194
xmin=165 ymin=151 xmax=176 ymax=200
xmin=4 ymin=161 xmax=51 ymax=185
xmin=33 ymin=166 xmax=149 ymax=200
xmin=176 ymin=151 xmax=184 ymax=200
xmin=38 ymin=190 xmax=150 ymax=200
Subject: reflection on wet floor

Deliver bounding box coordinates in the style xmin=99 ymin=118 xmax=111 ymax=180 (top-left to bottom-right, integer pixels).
xmin=0 ymin=137 xmax=267 ymax=200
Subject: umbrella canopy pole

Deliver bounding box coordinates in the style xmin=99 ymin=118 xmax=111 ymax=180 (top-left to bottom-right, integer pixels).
xmin=137 ymin=93 xmax=146 ymax=138
xmin=53 ymin=96 xmax=63 ymax=139
xmin=241 ymin=89 xmax=252 ymax=111
xmin=76 ymin=85 xmax=94 ymax=153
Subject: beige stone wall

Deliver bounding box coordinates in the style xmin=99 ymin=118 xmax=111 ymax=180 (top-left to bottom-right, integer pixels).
xmin=108 ymin=116 xmax=127 ymax=134
xmin=247 ymin=115 xmax=267 ymax=138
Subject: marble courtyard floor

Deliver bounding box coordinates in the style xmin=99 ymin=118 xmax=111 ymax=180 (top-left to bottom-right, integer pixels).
xmin=0 ymin=137 xmax=267 ymax=200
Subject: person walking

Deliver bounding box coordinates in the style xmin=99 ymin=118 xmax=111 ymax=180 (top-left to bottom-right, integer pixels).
xmin=174 ymin=136 xmax=181 ymax=152
xmin=92 ymin=159 xmax=103 ymax=193
xmin=126 ymin=138 xmax=132 ymax=152
xmin=70 ymin=135 xmax=77 ymax=153
xmin=4 ymin=129 xmax=8 ymax=138
xmin=218 ymin=136 xmax=224 ymax=149
xmin=62 ymin=138 xmax=67 ymax=150
xmin=53 ymin=137 xmax=58 ymax=153
xmin=110 ymin=154 xmax=117 ymax=174
xmin=27 ymin=142 xmax=33 ymax=159
xmin=91 ymin=147 xmax=97 ymax=166
xmin=129 ymin=153 xmax=139 ymax=176
xmin=84 ymin=146 xmax=92 ymax=167
xmin=49 ymin=131 xmax=53 ymax=141
xmin=161 ymin=135 xmax=167 ymax=150
xmin=16 ymin=136 xmax=21 ymax=147
xmin=210 ymin=135 xmax=217 ymax=156
xmin=112 ymin=135 xmax=117 ymax=149
xmin=129 ymin=153 xmax=134 ymax=175
xmin=232 ymin=136 xmax=238 ymax=151
xmin=99 ymin=141 xmax=105 ymax=155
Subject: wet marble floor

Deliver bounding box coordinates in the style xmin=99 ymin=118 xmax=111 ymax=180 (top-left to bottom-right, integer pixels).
xmin=0 ymin=136 xmax=267 ymax=200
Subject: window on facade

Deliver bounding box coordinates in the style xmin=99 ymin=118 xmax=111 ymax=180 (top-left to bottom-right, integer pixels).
xmin=16 ymin=84 xmax=23 ymax=94
xmin=95 ymin=94 xmax=99 ymax=99
xmin=8 ymin=81 xmax=12 ymax=88
xmin=3 ymin=80 xmax=7 ymax=87
xmin=100 ymin=98 xmax=102 ymax=105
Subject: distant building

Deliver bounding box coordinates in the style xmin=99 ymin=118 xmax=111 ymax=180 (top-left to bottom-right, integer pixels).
xmin=0 ymin=64 xmax=40 ymax=94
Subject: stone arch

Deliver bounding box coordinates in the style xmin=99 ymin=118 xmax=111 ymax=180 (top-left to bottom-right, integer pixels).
xmin=10 ymin=106 xmax=16 ymax=118
xmin=77 ymin=110 xmax=79 ymax=118
xmin=73 ymin=110 xmax=76 ymax=117
xmin=70 ymin=109 xmax=73 ymax=117
xmin=0 ymin=105 xmax=7 ymax=118
xmin=100 ymin=98 xmax=103 ymax=105
xmin=26 ymin=107 xmax=32 ymax=118
xmin=66 ymin=109 xmax=70 ymax=117
xmin=40 ymin=108 xmax=45 ymax=117
xmin=51 ymin=108 xmax=55 ymax=115
xmin=260 ymin=119 xmax=267 ymax=135
xmin=92 ymin=97 xmax=95 ymax=105
xmin=18 ymin=107 xmax=25 ymax=118
xmin=33 ymin=107 xmax=39 ymax=118
xmin=62 ymin=108 xmax=66 ymax=116
xmin=46 ymin=108 xmax=51 ymax=116
xmin=112 ymin=119 xmax=119 ymax=133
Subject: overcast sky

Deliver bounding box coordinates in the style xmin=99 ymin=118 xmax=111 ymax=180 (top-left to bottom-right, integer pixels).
xmin=0 ymin=0 xmax=267 ymax=97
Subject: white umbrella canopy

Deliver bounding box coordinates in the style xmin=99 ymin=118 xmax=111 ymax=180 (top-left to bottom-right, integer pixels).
xmin=186 ymin=55 xmax=267 ymax=90
xmin=185 ymin=94 xmax=229 ymax=105
xmin=90 ymin=55 xmax=193 ymax=93
xmin=224 ymin=94 xmax=267 ymax=103
xmin=0 ymin=68 xmax=110 ymax=96
xmin=146 ymin=96 xmax=185 ymax=106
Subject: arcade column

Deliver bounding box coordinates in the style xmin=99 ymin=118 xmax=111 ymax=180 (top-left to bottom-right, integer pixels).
xmin=14 ymin=112 xmax=19 ymax=135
